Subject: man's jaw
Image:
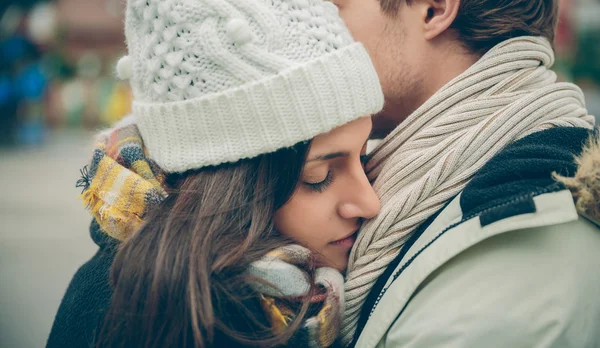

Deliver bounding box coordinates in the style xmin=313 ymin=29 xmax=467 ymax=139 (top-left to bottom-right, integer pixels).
xmin=370 ymin=106 xmax=410 ymax=139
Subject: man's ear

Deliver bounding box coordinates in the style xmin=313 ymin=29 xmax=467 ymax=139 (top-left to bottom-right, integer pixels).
xmin=418 ymin=0 xmax=460 ymax=41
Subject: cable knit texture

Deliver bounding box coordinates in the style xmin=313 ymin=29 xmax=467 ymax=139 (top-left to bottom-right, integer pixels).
xmin=120 ymin=0 xmax=383 ymax=172
xmin=341 ymin=37 xmax=595 ymax=345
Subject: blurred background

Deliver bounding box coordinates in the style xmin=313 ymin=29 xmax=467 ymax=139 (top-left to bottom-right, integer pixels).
xmin=0 ymin=0 xmax=599 ymax=347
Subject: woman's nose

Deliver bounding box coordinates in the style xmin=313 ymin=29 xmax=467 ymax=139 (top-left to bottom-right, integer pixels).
xmin=338 ymin=173 xmax=380 ymax=220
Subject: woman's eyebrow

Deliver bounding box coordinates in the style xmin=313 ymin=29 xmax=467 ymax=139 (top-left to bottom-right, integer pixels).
xmin=308 ymin=135 xmax=371 ymax=162
xmin=307 ymin=152 xmax=350 ymax=162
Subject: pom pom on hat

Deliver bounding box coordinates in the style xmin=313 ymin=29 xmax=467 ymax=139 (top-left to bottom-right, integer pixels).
xmin=116 ymin=56 xmax=133 ymax=80
xmin=226 ymin=18 xmax=253 ymax=45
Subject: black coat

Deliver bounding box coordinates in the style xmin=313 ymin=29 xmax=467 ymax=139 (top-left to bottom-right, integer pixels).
xmin=47 ymin=221 xmax=116 ymax=348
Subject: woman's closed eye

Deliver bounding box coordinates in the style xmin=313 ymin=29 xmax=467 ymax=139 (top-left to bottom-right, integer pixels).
xmin=303 ymin=154 xmax=369 ymax=193
xmin=304 ymin=171 xmax=333 ymax=193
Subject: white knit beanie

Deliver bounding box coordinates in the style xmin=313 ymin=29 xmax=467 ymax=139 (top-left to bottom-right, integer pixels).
xmin=118 ymin=0 xmax=384 ymax=173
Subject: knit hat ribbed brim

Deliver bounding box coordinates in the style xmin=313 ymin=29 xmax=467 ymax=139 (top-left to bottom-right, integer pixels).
xmin=134 ymin=43 xmax=383 ymax=172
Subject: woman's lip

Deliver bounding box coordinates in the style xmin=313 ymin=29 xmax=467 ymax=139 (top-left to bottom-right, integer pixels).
xmin=330 ymin=231 xmax=358 ymax=248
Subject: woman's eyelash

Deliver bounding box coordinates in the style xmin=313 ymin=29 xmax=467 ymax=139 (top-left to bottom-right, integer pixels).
xmin=304 ymin=155 xmax=366 ymax=192
xmin=304 ymin=171 xmax=333 ymax=193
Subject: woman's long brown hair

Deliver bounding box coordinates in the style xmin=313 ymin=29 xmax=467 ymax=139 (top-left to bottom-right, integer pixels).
xmin=97 ymin=142 xmax=311 ymax=348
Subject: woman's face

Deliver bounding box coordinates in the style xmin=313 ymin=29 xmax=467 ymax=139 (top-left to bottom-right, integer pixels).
xmin=274 ymin=117 xmax=380 ymax=271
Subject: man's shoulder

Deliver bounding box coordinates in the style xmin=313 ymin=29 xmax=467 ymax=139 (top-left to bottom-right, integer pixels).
xmin=357 ymin=126 xmax=600 ymax=347
xmin=417 ymin=214 xmax=600 ymax=303
xmin=378 ymin=216 xmax=600 ymax=348
xmin=358 ymin=209 xmax=600 ymax=347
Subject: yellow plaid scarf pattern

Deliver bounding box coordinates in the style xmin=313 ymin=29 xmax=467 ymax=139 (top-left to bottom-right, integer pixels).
xmin=78 ymin=123 xmax=167 ymax=241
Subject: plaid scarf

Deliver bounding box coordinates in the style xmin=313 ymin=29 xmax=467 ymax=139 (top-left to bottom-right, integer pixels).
xmin=249 ymin=245 xmax=344 ymax=348
xmin=77 ymin=120 xmax=167 ymax=241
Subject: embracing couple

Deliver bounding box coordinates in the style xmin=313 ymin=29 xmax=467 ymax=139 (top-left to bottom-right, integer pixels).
xmin=48 ymin=0 xmax=600 ymax=347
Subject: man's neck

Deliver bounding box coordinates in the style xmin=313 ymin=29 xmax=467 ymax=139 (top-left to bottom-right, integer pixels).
xmin=373 ymin=49 xmax=479 ymax=139
xmin=423 ymin=51 xmax=479 ymax=106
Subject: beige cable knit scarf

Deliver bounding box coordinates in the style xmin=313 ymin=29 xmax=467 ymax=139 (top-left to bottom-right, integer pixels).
xmin=340 ymin=36 xmax=595 ymax=344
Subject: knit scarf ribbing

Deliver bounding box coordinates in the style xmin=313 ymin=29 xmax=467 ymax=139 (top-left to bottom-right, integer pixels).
xmin=340 ymin=36 xmax=595 ymax=344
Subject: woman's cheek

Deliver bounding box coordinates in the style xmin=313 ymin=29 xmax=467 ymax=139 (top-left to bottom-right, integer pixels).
xmin=287 ymin=192 xmax=330 ymax=246
xmin=275 ymin=193 xmax=315 ymax=241
xmin=296 ymin=193 xmax=334 ymax=247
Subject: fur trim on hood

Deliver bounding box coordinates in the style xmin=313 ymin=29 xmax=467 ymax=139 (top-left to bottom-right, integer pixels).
xmin=554 ymin=133 xmax=600 ymax=226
